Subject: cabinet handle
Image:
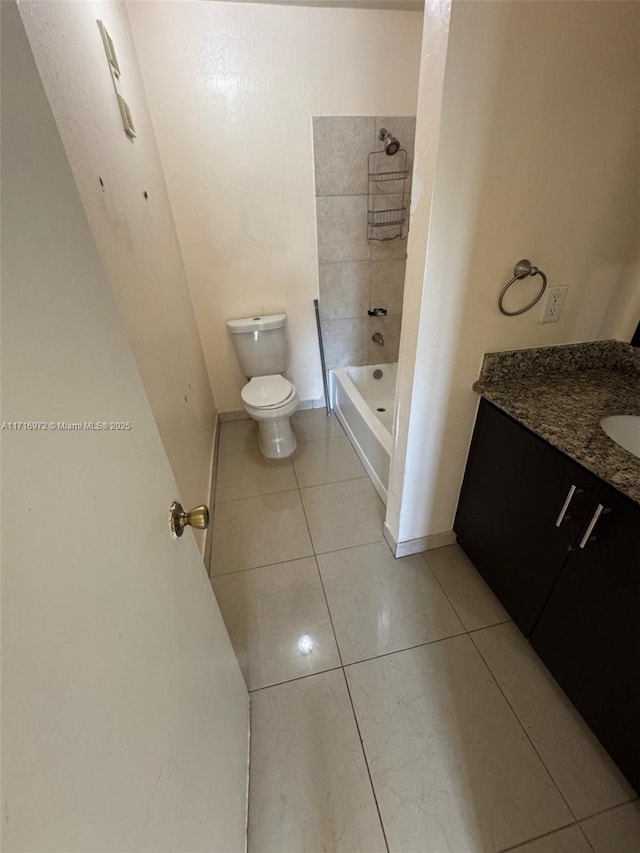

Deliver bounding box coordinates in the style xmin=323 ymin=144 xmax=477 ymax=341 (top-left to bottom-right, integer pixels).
xmin=579 ymin=504 xmax=605 ymax=549
xmin=555 ymin=485 xmax=583 ymax=527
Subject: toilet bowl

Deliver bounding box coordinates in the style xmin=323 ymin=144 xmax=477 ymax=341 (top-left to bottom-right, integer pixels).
xmin=240 ymin=374 xmax=298 ymax=459
xmin=226 ymin=314 xmax=298 ymax=459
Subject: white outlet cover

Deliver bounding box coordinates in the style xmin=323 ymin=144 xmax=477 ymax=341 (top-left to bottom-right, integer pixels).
xmin=540 ymin=285 xmax=568 ymax=324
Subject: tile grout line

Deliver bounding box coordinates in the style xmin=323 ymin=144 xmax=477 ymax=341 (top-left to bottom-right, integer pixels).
xmin=250 ymin=629 xmax=527 ymax=695
xmin=223 ymin=530 xmax=491 ymax=681
xmin=218 ymin=434 xmax=343 ymax=456
xmin=291 ymin=456 xmax=391 ymax=853
xmin=463 ymin=615 xmax=635 ymax=835
xmin=248 ymin=665 xmax=344 ymax=695
xmin=419 ymin=552 xmax=474 ymax=631
xmin=210 ymin=552 xmax=315 ymax=581
xmin=468 ymin=629 xmax=584 ymax=831
xmin=215 ymin=439 xmax=611 ymax=850
xmin=341 ymin=631 xmax=468 ymax=670
xmin=421 ymin=553 xmax=590 ymax=849
xmin=215 ymin=474 xmax=369 ymax=506
xmin=339 ymin=668 xmax=391 ymax=853
xmin=218 ymin=431 xmax=354 ymax=460
xmin=496 ymin=819 xmax=587 ymax=853
xmin=467 ymin=619 xmax=514 ymax=632
xmin=576 ymin=821 xmax=597 ymax=852
xmin=580 ymin=796 xmax=640 ymax=819
xmin=420 ymin=552 xmax=513 ymax=635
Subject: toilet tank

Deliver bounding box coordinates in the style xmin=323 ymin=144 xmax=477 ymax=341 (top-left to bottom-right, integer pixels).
xmin=226 ymin=313 xmax=288 ymax=377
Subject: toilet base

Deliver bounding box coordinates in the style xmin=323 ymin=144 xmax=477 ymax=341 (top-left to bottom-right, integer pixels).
xmin=241 ymin=388 xmax=299 ymax=459
xmin=257 ymin=417 xmax=297 ymax=459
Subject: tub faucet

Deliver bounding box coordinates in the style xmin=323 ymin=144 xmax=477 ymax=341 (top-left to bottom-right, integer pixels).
xmin=371 ymin=332 xmax=384 ymax=345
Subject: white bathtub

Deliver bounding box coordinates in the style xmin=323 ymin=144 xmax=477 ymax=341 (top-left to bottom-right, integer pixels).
xmin=330 ymin=363 xmax=397 ymax=505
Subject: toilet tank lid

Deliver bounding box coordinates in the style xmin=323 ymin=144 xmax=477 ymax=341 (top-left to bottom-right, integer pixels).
xmin=226 ymin=313 xmax=286 ymax=334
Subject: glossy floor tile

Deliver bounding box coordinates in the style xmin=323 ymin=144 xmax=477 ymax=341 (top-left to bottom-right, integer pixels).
xmin=503 ymin=824 xmax=592 ymax=853
xmin=212 ymin=557 xmax=340 ymax=690
xmin=216 ymin=449 xmax=297 ymax=501
xmin=318 ymin=542 xmax=464 ymax=664
xmin=346 ymin=636 xmax=572 ymax=852
xmin=425 ymin=543 xmax=510 ymax=630
xmin=300 ymin=477 xmax=385 ymax=553
xmin=291 ymin=408 xmax=345 ymax=442
xmin=210 ymin=419 xmax=637 ymax=851
xmin=218 ymin=418 xmax=257 ymax=456
xmin=580 ymin=801 xmax=640 ymax=853
xmin=473 ymin=622 xmax=634 ymax=819
xmin=292 ymin=435 xmax=366 ymax=487
xmin=210 ymin=490 xmax=313 ymax=575
xmin=248 ymin=669 xmax=387 ymax=853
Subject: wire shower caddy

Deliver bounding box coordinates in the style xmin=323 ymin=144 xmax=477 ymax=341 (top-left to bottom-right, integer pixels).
xmin=367 ymin=148 xmax=410 ymax=243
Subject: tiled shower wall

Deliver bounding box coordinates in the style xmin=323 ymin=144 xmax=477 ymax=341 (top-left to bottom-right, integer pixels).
xmin=313 ymin=116 xmax=416 ymax=368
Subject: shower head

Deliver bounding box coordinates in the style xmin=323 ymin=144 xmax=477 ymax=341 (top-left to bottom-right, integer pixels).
xmin=378 ymin=127 xmax=400 ymax=156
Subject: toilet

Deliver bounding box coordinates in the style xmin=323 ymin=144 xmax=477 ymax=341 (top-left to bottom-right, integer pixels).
xmin=226 ymin=313 xmax=298 ymax=459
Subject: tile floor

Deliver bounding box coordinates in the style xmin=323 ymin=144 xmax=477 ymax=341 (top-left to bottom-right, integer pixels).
xmin=210 ymin=410 xmax=639 ymax=853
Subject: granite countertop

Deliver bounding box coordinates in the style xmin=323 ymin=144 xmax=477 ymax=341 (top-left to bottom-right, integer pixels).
xmin=474 ymin=341 xmax=640 ymax=505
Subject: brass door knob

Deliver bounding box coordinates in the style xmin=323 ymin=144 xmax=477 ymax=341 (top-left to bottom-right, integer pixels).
xmin=170 ymin=501 xmax=210 ymax=538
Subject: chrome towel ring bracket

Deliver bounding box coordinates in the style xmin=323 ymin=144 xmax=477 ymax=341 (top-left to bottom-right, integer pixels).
xmin=498 ymin=259 xmax=548 ymax=316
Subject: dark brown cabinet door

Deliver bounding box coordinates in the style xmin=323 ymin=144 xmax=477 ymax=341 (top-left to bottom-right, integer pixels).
xmin=531 ymin=486 xmax=640 ymax=792
xmin=454 ymin=400 xmax=601 ymax=634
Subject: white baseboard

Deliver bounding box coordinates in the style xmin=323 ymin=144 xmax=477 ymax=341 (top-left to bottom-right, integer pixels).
xmin=383 ymin=522 xmax=457 ymax=558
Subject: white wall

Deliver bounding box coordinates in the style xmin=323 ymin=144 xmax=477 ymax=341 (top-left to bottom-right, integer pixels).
xmin=389 ymin=0 xmax=640 ymax=546
xmin=19 ymin=0 xmax=217 ymax=540
xmin=127 ymin=1 xmax=423 ymax=411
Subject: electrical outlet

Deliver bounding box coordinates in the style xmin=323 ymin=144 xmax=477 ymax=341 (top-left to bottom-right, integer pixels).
xmin=539 ymin=285 xmax=568 ymax=324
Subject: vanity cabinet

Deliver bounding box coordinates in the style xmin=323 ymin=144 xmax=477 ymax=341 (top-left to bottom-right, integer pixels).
xmin=454 ymin=399 xmax=602 ymax=634
xmin=530 ymin=484 xmax=640 ymax=792
xmin=455 ymin=398 xmax=640 ymax=792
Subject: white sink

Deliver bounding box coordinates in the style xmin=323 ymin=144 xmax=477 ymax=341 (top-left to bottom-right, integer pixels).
xmin=601 ymin=415 xmax=640 ymax=459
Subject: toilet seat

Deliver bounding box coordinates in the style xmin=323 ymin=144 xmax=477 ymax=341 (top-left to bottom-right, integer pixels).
xmin=241 ymin=375 xmax=295 ymax=409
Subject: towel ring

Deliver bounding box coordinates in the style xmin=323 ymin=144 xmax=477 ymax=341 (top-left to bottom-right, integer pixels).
xmin=498 ymin=259 xmax=547 ymax=316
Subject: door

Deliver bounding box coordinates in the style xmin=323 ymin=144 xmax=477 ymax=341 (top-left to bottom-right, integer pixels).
xmin=455 ymin=400 xmax=600 ymax=634
xmin=1 ymin=5 xmax=248 ymax=851
xmin=531 ymin=485 xmax=640 ymax=792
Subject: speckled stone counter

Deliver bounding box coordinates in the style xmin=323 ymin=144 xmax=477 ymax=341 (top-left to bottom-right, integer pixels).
xmin=474 ymin=341 xmax=640 ymax=504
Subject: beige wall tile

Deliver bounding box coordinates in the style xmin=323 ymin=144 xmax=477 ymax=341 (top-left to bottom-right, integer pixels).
xmin=313 ymin=116 xmax=375 ymax=196
xmin=370 ymin=258 xmax=406 ymax=315
xmin=316 ymin=195 xmax=370 ymax=263
xmin=368 ymin=313 xmax=402 ymax=363
xmin=319 ymin=261 xmax=370 ymax=320
xmin=322 ymin=317 xmax=369 ymax=368
xmin=371 ymin=236 xmax=408 ymax=261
